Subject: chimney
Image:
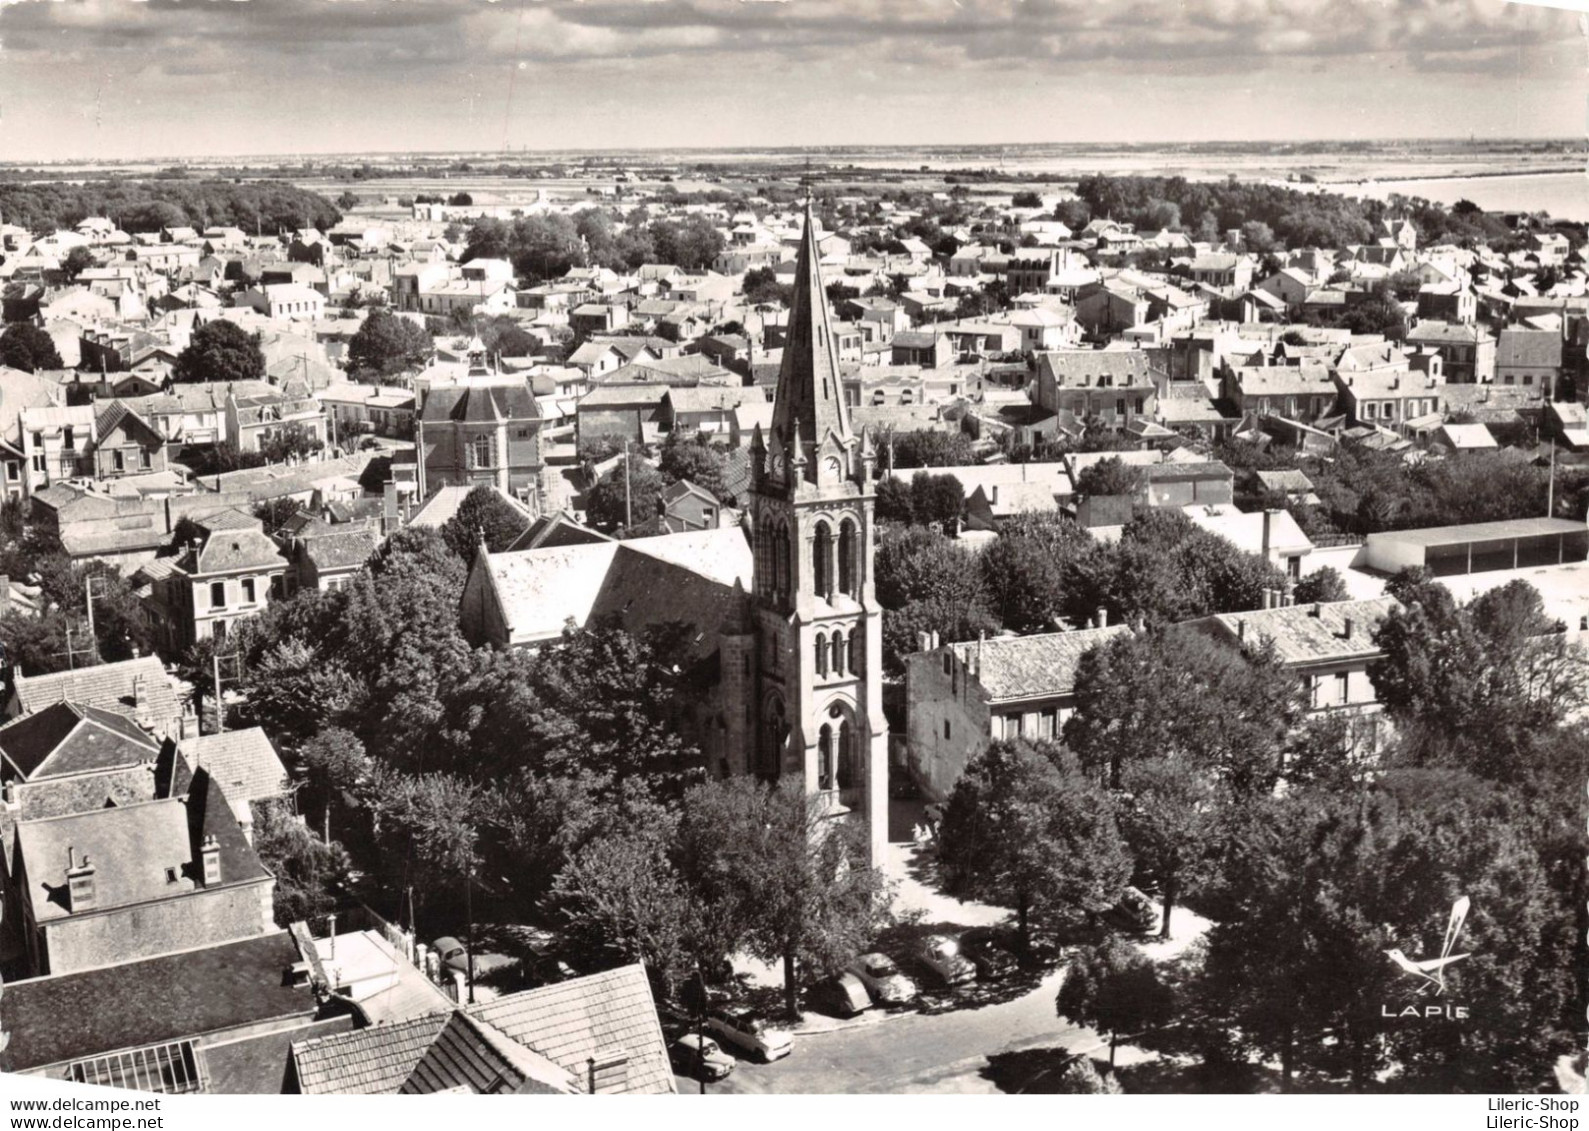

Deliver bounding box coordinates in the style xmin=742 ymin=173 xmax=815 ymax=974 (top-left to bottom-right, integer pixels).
xmin=200 ymin=834 xmax=221 ymax=886
xmin=66 ymin=848 xmax=96 ymax=912
xmin=1096 ymin=606 xmax=1108 ymax=629
xmin=1341 ymin=616 xmax=1355 ymax=641
xmin=1236 ymin=620 xmax=1247 ymax=643
xmin=918 ymin=631 xmax=933 ymax=654
xmin=1262 ymin=509 xmax=1278 ymax=557
xmin=131 ymin=674 xmax=153 ymax=732
xmin=1310 ymin=602 xmax=1322 ymax=618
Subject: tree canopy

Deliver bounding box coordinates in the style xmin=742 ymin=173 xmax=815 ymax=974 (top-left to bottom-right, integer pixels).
xmin=346 ymin=308 xmax=433 ymax=378
xmin=0 ymin=323 xmax=63 ymax=372
xmin=172 ymin=320 xmax=265 ymax=384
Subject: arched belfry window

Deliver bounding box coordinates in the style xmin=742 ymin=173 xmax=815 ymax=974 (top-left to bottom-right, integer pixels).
xmin=837 ymin=719 xmax=855 ymax=791
xmin=830 ymin=629 xmax=845 ymax=677
xmin=761 ymin=696 xmax=787 ymax=780
xmin=849 ymin=631 xmax=861 ymax=676
xmin=775 ymin=522 xmax=791 ymax=600
xmin=812 ymin=522 xmax=833 ymax=598
xmin=838 ymin=519 xmax=858 ymax=596
xmin=818 ymin=724 xmax=834 ymax=790
xmin=815 ymin=632 xmax=829 ymax=677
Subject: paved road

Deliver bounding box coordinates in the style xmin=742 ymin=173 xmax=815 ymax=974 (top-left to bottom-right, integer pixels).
xmin=679 ymin=969 xmax=1120 ymax=1095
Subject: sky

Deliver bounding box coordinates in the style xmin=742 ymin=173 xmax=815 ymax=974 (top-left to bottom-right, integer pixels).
xmin=0 ymin=0 xmax=1585 ymax=162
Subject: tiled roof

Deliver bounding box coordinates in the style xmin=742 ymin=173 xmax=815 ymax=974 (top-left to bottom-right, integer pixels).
xmin=401 ymin=1012 xmax=574 ymax=1095
xmin=195 ymin=523 xmax=287 ymax=574
xmin=1496 ymin=328 xmax=1564 ymax=369
xmin=467 ymin=964 xmax=675 ymax=1095
xmin=0 ymin=700 xmax=161 ymax=781
xmin=506 ymin=511 xmax=613 ymax=553
xmin=944 ymin=626 xmax=1131 ymax=703
xmin=1229 ymin=362 xmax=1336 ymax=397
xmin=1197 ymin=597 xmax=1401 ymax=665
xmin=178 ymin=727 xmax=289 ymax=819
xmin=1 ymin=932 xmax=313 ymax=1073
xmin=1038 ymin=348 xmax=1156 ymax=389
xmin=14 ymin=655 xmax=181 ymax=735
xmin=292 ymin=1014 xmax=450 ymax=1095
xmin=299 ymin=527 xmax=380 ymax=572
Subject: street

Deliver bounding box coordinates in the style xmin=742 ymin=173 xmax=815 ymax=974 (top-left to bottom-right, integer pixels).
xmin=690 ymin=968 xmax=1115 ymax=1094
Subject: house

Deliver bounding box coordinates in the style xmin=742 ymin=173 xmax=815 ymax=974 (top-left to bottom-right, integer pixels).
xmin=18 ymin=404 xmax=97 ymax=495
xmin=571 ymin=303 xmax=630 ymax=339
xmin=224 ymin=387 xmax=327 ymax=455
xmin=285 ymin=525 xmax=380 ymax=593
xmin=89 ymin=401 xmax=167 ymax=480
xmin=890 ymin=331 xmax=952 ymax=369
xmin=9 ymin=768 xmax=276 ymax=977
xmin=1255 ymin=268 xmax=1314 ymax=310
xmin=417 ymin=369 xmax=544 ymax=506
xmin=1404 ymin=321 xmax=1496 ymax=384
xmin=176 ymin=727 xmax=290 ymax=838
xmin=0 ymin=701 xmax=175 ymax=825
xmin=1185 ymin=505 xmax=1314 ymax=580
xmin=575 ymin=384 xmax=669 ymax=445
xmin=141 ymin=510 xmax=290 ymax=651
xmin=661 ymin=386 xmax=768 ymax=437
xmin=1033 ymin=349 xmax=1160 ymax=427
xmin=0 ymin=930 xmax=344 ymax=1093
xmin=1333 ymin=367 xmax=1445 ymax=430
xmin=1495 ymin=328 xmax=1564 ymax=394
xmin=905 ymin=626 xmax=1130 ymax=800
xmin=1185 ymin=597 xmax=1403 ymax=751
xmin=8 ymin=655 xmax=185 ymax=739
xmin=1434 ymin=422 xmax=1499 ymax=452
xmin=1009 ymin=306 xmax=1081 ymax=352
xmin=1187 ymin=253 xmax=1254 ymax=293
xmin=1221 ymin=362 xmax=1340 ymax=422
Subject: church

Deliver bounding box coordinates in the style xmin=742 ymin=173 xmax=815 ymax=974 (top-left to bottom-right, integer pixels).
xmin=461 ymin=202 xmax=889 ymax=867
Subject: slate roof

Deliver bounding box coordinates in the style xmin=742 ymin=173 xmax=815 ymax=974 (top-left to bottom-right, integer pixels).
xmin=505 ymin=510 xmax=613 ymax=553
xmin=0 ymin=932 xmax=314 ymax=1073
xmin=943 ymin=626 xmax=1131 ymax=703
xmin=16 ymin=768 xmax=268 ymax=924
xmin=1196 ymin=597 xmax=1401 ymax=665
xmin=665 ymin=385 xmax=767 ymax=414
xmin=193 ymin=523 xmax=287 ymax=574
xmin=292 ymin=1014 xmax=449 ymax=1095
xmin=177 ymin=727 xmax=289 ymax=820
xmin=420 ymin=381 xmax=540 ymax=424
xmin=1228 ymin=362 xmax=1336 ymax=397
xmin=0 ymin=700 xmax=161 ymax=781
xmin=467 ymin=964 xmax=675 ymax=1095
xmin=13 ymin=655 xmax=181 ymax=734
xmin=1037 ymin=349 xmax=1156 ymax=389
xmin=1496 ymin=327 xmax=1564 ymax=370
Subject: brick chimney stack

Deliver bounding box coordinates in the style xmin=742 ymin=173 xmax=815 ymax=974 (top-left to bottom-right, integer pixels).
xmin=66 ymin=848 xmax=96 ymax=912
xmin=200 ymin=834 xmax=222 ymax=886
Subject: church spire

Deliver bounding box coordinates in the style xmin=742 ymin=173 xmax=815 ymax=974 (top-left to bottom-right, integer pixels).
xmin=770 ymin=196 xmax=853 ymax=481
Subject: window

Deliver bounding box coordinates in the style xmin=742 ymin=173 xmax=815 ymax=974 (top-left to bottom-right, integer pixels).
xmin=472 ymin=434 xmax=493 ymax=469
xmin=849 ymin=632 xmax=860 ymax=675
xmin=943 ymin=720 xmax=951 ymax=741
xmin=242 ymin=578 xmax=257 ymax=604
xmin=164 ymin=867 xmax=178 ymax=884
xmin=140 ymin=449 xmax=152 ymax=469
xmin=815 ymin=633 xmax=828 ymax=677
xmin=1134 ymin=397 xmax=1145 ymax=414
xmin=942 ymin=653 xmax=951 ymax=675
xmin=112 ymin=450 xmax=124 ymax=472
xmin=1335 ymin=672 xmax=1350 ymax=705
xmin=31 ymin=454 xmax=45 ymax=474
xmin=210 ymin=581 xmax=226 ymax=609
xmin=5 ymin=463 xmax=16 ymax=481
xmin=1523 ymin=374 xmax=1534 ymax=386
xmin=1115 ymin=398 xmax=1126 ymax=417
xmin=838 ymin=520 xmax=858 ymax=596
xmin=1363 ymin=402 xmax=1377 ymax=419
xmin=62 ymin=427 xmax=75 ymax=451
xmin=831 ymin=630 xmax=845 ymax=677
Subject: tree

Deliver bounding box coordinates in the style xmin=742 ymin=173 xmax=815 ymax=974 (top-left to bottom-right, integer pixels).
xmin=1116 ymin=757 xmax=1220 ymax=939
xmin=447 ymin=192 xmax=474 ymax=207
xmin=366 ymin=767 xmax=486 ymax=933
xmin=937 ymin=741 xmax=1132 ymax=951
xmin=908 ymin=471 xmax=965 ymax=534
xmin=887 ymin=429 xmax=977 ymax=469
xmin=252 ymin=799 xmax=352 ymax=933
xmin=476 ymin=315 xmax=538 ymax=359
xmin=1011 ymin=191 xmax=1043 ymax=209
xmin=658 ymin=433 xmax=730 ymax=501
xmin=742 ymin=266 xmax=792 ymax=307
xmin=298 ymin=726 xmax=368 ymax=843
xmin=61 ymin=246 xmax=95 ymax=282
xmin=254 ymin=497 xmax=305 ymax=536
xmin=978 ymin=513 xmax=1098 ymax=634
xmin=172 ymin=320 xmax=265 ymax=384
xmin=1057 ymin=938 xmax=1177 ymax=1066
xmin=0 ymin=323 xmax=64 ymax=372
xmin=586 ymin=456 xmax=666 ymax=533
xmin=676 ymin=778 xmax=891 ymax=1020
xmin=440 ymin=485 xmax=531 ymax=561
xmin=1066 ymin=626 xmax=1302 ymax=796
xmin=1074 ymin=456 xmax=1142 ymax=499
xmin=874 ymin=476 xmax=914 ymax=525
xmin=1052 ymin=1057 xmax=1124 ymax=1094
xmin=1239 ymin=220 xmax=1277 ymax=253
xmin=335 ymin=190 xmax=361 ymax=211
xmin=1291 ymin=566 xmax=1348 ymax=605
xmin=346 ymin=308 xmax=433 ymax=378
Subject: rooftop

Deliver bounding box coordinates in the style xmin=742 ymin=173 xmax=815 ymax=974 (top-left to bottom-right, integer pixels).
xmin=1194 ymin=597 xmax=1402 ymax=665
xmin=940 ymin=626 xmax=1131 ymax=703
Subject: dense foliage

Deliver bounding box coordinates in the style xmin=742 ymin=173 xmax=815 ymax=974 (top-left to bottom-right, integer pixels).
xmin=0 ymin=180 xmax=341 ymax=235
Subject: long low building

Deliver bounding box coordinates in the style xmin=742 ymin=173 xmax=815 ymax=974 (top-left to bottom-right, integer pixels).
xmin=1364 ymin=517 xmax=1588 ymax=577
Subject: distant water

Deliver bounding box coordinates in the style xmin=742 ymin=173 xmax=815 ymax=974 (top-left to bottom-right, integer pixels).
xmin=1333 ymin=170 xmax=1589 ymax=222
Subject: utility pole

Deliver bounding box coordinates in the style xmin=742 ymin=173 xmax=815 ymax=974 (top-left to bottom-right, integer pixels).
xmin=623 ymin=439 xmax=632 ymax=529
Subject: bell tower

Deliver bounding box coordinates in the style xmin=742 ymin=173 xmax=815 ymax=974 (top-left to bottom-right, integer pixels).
xmin=749 ymin=198 xmax=887 ymax=868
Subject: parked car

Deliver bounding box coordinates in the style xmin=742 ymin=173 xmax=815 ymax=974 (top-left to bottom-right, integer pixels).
xmin=810 ymin=972 xmax=873 ymax=1017
xmin=704 ymin=1006 xmax=793 ymax=1063
xmin=431 ymin=936 xmax=519 ymax=980
xmin=846 ymin=953 xmax=917 ymax=1005
xmin=959 ymin=927 xmax=1020 ymax=981
xmin=916 ymin=934 xmax=976 ymax=987
xmin=1102 ymin=886 xmax=1159 ymax=935
xmin=669 ymin=1033 xmax=736 ymax=1081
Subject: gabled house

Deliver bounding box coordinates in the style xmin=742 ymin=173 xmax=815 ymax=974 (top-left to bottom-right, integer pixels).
xmin=90 ymin=401 xmax=167 ymax=480
xmin=7 ymin=655 xmax=185 ymax=739
xmin=0 ymin=701 xmax=176 ymax=824
xmin=176 ymin=727 xmax=290 ymax=840
xmin=1033 ymin=349 xmax=1160 ymax=428
xmin=142 ymin=510 xmax=290 ymax=651
xmin=9 ymin=768 xmax=276 ymax=977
